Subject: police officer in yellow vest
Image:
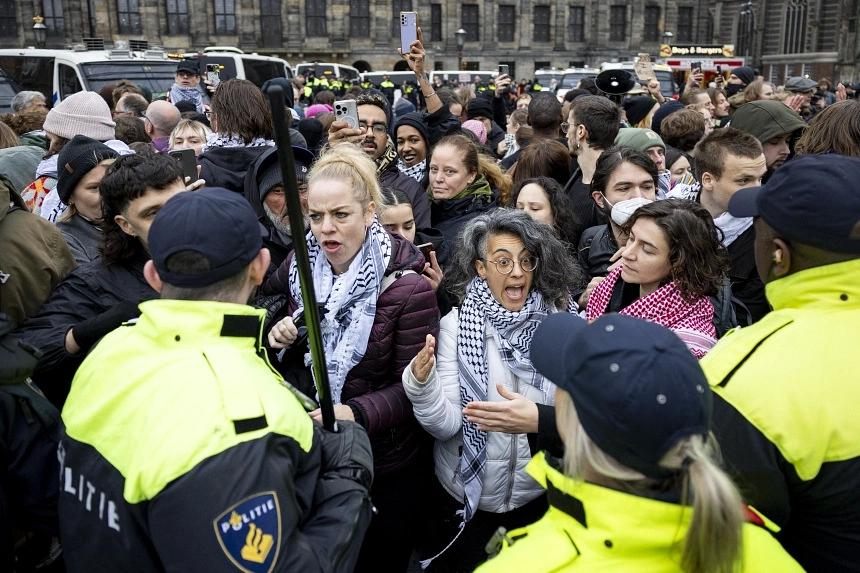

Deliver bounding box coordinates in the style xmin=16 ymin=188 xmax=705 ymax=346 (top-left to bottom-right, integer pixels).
xmin=57 ymin=187 xmax=374 ymax=572
xmin=702 ymin=154 xmax=860 ymax=572
xmin=477 ymin=313 xmax=802 ymax=572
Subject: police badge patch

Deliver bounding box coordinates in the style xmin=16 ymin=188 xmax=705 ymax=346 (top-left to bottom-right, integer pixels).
xmin=213 ymin=491 xmax=281 ymax=573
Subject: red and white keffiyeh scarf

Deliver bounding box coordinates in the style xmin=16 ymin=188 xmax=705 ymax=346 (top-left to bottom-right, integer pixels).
xmin=586 ymin=268 xmax=716 ymax=358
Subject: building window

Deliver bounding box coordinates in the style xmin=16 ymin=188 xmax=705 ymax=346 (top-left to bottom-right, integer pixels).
xmin=117 ymin=0 xmax=142 ymax=34
xmin=391 ymin=0 xmax=412 ymax=38
xmin=430 ymin=4 xmax=442 ymax=41
xmin=306 ymin=0 xmax=326 ymax=36
xmin=213 ymin=0 xmax=236 ymax=34
xmin=0 ymin=0 xmax=16 ymax=39
xmin=350 ymin=0 xmax=370 ymax=37
xmin=260 ymin=0 xmax=282 ymax=46
xmin=165 ymin=0 xmax=189 ymax=35
xmin=783 ymin=0 xmax=808 ymax=53
xmin=644 ymin=6 xmax=660 ymax=42
xmin=498 ymin=5 xmax=515 ymax=42
xmin=703 ymin=12 xmax=714 ymax=42
xmin=677 ymin=6 xmax=693 ymax=42
xmin=43 ymin=0 xmax=64 ymax=33
xmin=462 ymin=4 xmax=479 ymax=41
xmin=609 ymin=5 xmax=626 ymax=41
xmin=568 ymin=6 xmax=585 ymax=42
xmin=534 ymin=5 xmax=551 ymax=42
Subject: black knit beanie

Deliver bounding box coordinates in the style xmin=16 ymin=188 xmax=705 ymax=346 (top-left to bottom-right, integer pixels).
xmin=57 ymin=135 xmax=118 ymax=204
xmin=393 ymin=112 xmax=430 ymax=149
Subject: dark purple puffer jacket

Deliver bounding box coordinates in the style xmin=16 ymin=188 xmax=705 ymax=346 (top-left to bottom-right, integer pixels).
xmin=264 ymin=232 xmax=440 ymax=475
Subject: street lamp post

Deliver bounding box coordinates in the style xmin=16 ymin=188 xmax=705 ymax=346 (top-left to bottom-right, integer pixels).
xmin=455 ymin=28 xmax=467 ymax=71
xmin=33 ymin=15 xmax=47 ymax=48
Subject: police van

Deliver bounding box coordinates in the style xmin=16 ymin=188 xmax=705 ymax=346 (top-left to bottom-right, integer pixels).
xmin=429 ymin=70 xmax=498 ymax=85
xmin=601 ymin=61 xmax=678 ymax=97
xmin=0 ymin=67 xmax=18 ymax=114
xmin=183 ymin=47 xmax=292 ymax=87
xmin=0 ymin=43 xmax=291 ymax=107
xmin=294 ymin=62 xmax=360 ymax=82
xmin=360 ymin=71 xmax=415 ymax=87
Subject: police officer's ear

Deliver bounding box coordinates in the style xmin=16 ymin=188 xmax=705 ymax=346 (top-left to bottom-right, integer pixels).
xmin=143 ymin=260 xmax=164 ymax=293
xmin=769 ymin=238 xmax=792 ymax=280
xmin=248 ymin=248 xmax=272 ymax=288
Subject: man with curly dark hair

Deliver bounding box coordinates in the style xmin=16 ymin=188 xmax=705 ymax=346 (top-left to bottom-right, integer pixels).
xmin=15 ymin=153 xmax=185 ymax=406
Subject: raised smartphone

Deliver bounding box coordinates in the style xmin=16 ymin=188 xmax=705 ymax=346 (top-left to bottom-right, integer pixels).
xmin=400 ymin=11 xmax=418 ymax=55
xmin=168 ymin=148 xmax=198 ymax=183
xmin=205 ymin=63 xmax=221 ymax=87
xmin=334 ymin=99 xmax=359 ymax=128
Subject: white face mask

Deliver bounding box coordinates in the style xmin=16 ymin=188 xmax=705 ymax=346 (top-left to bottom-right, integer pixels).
xmin=610 ymin=197 xmax=654 ymax=227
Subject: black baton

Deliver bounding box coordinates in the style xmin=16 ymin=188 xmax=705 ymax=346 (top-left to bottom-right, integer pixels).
xmin=264 ymin=85 xmax=336 ymax=432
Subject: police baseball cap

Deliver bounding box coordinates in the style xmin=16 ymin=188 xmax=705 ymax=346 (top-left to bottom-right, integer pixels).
xmin=728 ymin=154 xmax=860 ymax=254
xmin=531 ymin=313 xmax=711 ymax=479
xmin=149 ymin=187 xmax=266 ymax=288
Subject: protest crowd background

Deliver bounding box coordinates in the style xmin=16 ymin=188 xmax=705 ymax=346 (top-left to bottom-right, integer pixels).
xmin=1 ymin=15 xmax=859 ymax=573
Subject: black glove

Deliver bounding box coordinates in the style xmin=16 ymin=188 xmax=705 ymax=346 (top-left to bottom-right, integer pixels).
xmin=316 ymin=420 xmax=373 ymax=490
xmin=0 ymin=313 xmax=41 ymax=385
xmin=71 ymin=300 xmax=142 ymax=353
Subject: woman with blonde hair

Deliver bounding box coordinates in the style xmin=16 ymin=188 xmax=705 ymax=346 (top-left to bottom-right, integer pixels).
xmin=264 ymin=143 xmax=439 ymax=572
xmin=477 ymin=313 xmax=803 ymax=573
xmin=168 ymin=118 xmax=212 ymax=157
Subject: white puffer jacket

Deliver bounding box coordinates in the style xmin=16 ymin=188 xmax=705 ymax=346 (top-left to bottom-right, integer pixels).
xmin=403 ymin=308 xmax=555 ymax=514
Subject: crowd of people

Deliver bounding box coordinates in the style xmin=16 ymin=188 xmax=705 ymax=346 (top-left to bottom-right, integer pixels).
xmin=1 ymin=28 xmax=859 ymax=573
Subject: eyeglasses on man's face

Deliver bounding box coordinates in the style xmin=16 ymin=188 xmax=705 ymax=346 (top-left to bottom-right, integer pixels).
xmin=358 ymin=121 xmax=388 ymax=135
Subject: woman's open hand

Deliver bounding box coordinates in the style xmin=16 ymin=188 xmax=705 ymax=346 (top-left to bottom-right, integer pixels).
xmin=463 ymin=384 xmax=539 ymax=433
xmin=411 ymin=334 xmax=436 ymax=383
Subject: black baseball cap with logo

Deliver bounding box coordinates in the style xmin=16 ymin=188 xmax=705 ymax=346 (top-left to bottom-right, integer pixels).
xmin=149 ymin=187 xmax=266 ymax=288
xmin=531 ymin=313 xmax=711 ymax=479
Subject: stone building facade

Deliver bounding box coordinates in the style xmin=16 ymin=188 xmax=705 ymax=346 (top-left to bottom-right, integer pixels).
xmin=2 ymin=0 xmax=858 ymax=82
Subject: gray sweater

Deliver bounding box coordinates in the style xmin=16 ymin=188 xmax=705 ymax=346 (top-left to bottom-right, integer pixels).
xmin=57 ymin=214 xmax=102 ymax=265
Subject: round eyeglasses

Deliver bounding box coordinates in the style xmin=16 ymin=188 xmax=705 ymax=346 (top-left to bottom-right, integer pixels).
xmin=483 ymin=256 xmax=539 ymax=274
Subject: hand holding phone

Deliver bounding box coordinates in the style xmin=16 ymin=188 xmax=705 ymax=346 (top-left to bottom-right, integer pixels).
xmin=205 ymin=63 xmax=221 ymax=87
xmin=168 ymin=148 xmax=198 ymax=184
xmin=334 ymin=100 xmax=360 ymax=129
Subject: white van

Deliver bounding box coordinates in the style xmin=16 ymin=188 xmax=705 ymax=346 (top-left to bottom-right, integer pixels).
xmin=429 ymin=70 xmax=498 ymax=84
xmin=184 ymin=47 xmax=292 ymax=87
xmin=0 ymin=44 xmax=292 ymax=106
xmin=0 ymin=46 xmax=182 ymax=105
xmin=361 ymin=71 xmax=416 ymax=86
xmin=294 ymin=62 xmax=360 ymax=82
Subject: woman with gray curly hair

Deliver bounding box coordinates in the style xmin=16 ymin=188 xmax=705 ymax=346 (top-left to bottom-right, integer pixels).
xmin=402 ymin=208 xmax=585 ymax=571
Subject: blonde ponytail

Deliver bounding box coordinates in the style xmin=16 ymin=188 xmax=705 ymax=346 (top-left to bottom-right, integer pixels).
xmin=677 ymin=438 xmax=744 ymax=573
xmin=557 ymin=390 xmax=746 ymax=573
xmin=477 ymin=153 xmax=512 ymax=205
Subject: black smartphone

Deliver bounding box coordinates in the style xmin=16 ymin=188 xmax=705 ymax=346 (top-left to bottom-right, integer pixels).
xmin=168 ymin=148 xmax=197 ymax=183
xmin=691 ymin=61 xmax=702 ymax=73
xmin=416 ymin=242 xmax=435 ymax=260
xmin=498 ymin=64 xmax=509 ymax=77
xmin=716 ymin=64 xmax=722 ymax=75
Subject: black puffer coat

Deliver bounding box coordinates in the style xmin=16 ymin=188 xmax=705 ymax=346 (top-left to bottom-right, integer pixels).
xmin=263 ymin=232 xmax=440 ymax=476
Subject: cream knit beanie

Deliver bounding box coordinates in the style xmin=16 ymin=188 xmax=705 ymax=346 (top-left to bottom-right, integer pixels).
xmin=43 ymin=91 xmax=116 ymax=141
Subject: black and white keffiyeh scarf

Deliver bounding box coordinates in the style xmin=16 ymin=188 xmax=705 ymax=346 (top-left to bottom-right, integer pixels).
xmin=457 ymin=278 xmax=554 ymax=521
xmin=397 ymin=158 xmax=426 ymax=182
xmin=201 ymin=132 xmax=275 ymax=153
xmin=288 ymin=218 xmax=391 ymax=403
xmin=169 ymin=84 xmax=204 ymax=113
